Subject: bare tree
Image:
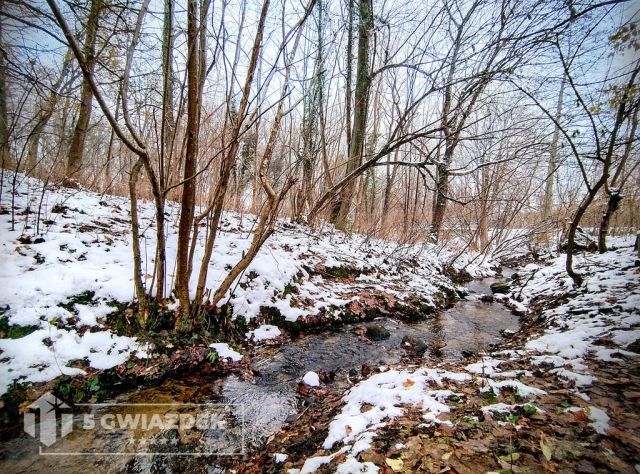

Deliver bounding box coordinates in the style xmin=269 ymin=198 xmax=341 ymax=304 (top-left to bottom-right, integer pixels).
xmin=0 ymin=0 xmax=8 ymax=170
xmin=174 ymin=0 xmax=203 ymax=329
xmin=332 ymin=0 xmax=373 ymax=230
xmin=65 ymin=0 xmax=102 ymax=181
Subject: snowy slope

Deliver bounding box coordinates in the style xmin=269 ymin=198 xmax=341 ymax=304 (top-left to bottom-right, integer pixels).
xmin=286 ymin=240 xmax=639 ymax=472
xmin=513 ymin=241 xmax=640 ymax=386
xmin=0 ymin=171 xmax=469 ymax=394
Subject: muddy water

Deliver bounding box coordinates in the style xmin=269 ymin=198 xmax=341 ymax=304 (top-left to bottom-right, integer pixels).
xmin=0 ymin=275 xmax=519 ymax=473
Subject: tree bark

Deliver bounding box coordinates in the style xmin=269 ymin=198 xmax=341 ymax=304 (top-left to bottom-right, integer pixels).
xmin=0 ymin=0 xmax=9 ymax=169
xmin=334 ymin=0 xmax=372 ymax=230
xmin=128 ymin=158 xmax=148 ymax=327
xmin=175 ymin=0 xmax=201 ymax=330
xmin=598 ymin=109 xmax=638 ymax=253
xmin=65 ymin=0 xmax=101 ymax=181
xmin=542 ymin=74 xmax=566 ymax=236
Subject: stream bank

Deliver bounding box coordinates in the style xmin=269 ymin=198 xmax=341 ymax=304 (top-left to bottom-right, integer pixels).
xmin=0 ymin=272 xmax=521 ymax=473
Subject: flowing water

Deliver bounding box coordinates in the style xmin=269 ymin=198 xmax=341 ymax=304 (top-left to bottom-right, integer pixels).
xmin=0 ymin=274 xmax=519 ymax=473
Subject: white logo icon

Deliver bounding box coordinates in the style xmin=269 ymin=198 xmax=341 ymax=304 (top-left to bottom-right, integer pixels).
xmin=23 ymin=392 xmax=73 ymax=446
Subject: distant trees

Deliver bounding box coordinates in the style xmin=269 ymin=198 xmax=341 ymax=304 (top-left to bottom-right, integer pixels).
xmin=519 ymin=18 xmax=640 ymax=284
xmin=0 ymin=0 xmax=637 ymax=326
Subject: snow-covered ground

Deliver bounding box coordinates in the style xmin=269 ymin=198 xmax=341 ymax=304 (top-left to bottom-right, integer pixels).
xmin=0 ymin=171 xmax=492 ymax=395
xmin=514 ymin=240 xmax=639 ymax=391
xmin=285 ymin=239 xmax=639 ymax=472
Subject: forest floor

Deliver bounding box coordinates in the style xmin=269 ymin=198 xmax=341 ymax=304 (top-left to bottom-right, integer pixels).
xmin=1 ymin=171 xmax=639 ymax=474
xmin=233 ymin=243 xmax=640 ymax=474
xmin=0 ymin=170 xmax=489 ymax=397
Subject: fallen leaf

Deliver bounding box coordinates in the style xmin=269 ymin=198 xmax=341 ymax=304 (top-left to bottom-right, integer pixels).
xmin=385 ymin=458 xmax=404 ymax=472
xmin=540 ymin=432 xmax=553 ymax=461
xmin=403 ymin=378 xmax=415 ymax=388
xmin=571 ymin=408 xmax=589 ymax=422
xmin=499 ymin=452 xmax=521 ymax=463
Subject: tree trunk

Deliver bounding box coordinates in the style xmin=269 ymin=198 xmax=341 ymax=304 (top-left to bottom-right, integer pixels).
xmin=428 ymin=2 xmax=481 ymax=243
xmin=334 ymin=0 xmax=372 ymax=230
xmin=27 ymin=49 xmax=74 ymax=175
xmin=297 ymin=5 xmax=323 ymax=219
xmin=597 ymin=191 xmax=623 ymax=253
xmin=0 ymin=0 xmax=9 ymax=169
xmin=344 ymin=0 xmax=354 ymax=156
xmin=565 ymin=184 xmax=604 ymax=286
xmin=381 ymin=150 xmax=399 ymax=229
xmin=566 ymin=67 xmax=638 ymax=284
xmin=65 ymin=0 xmax=101 ymax=181
xmin=598 ymin=109 xmax=638 ymax=253
xmin=477 ymin=155 xmax=491 ymax=251
xmin=175 ymin=0 xmax=200 ymax=330
xmin=194 ymin=0 xmax=271 ymax=306
xmin=160 ymin=0 xmax=175 ymax=194
xmin=128 ymin=158 xmax=149 ymax=327
xmin=430 ymin=159 xmax=450 ymax=242
xmin=542 ymin=74 xmax=566 ymax=235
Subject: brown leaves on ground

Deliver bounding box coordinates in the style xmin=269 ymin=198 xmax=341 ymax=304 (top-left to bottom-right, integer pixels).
xmin=230 ymin=349 xmax=640 ymax=474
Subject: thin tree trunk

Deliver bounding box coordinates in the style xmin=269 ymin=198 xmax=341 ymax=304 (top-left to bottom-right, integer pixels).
xmin=194 ymin=0 xmax=271 ymax=306
xmin=428 ymin=1 xmax=481 ymax=243
xmin=381 ymin=150 xmax=399 ymax=228
xmin=128 ymin=158 xmax=148 ymax=327
xmin=542 ymin=74 xmax=566 ymax=235
xmin=27 ymin=49 xmax=74 ymax=175
xmin=566 ymin=72 xmax=637 ymax=284
xmin=175 ymin=0 xmax=201 ymax=330
xmin=0 ymin=0 xmax=9 ymax=170
xmin=65 ymin=0 xmax=101 ymax=181
xmin=330 ymin=0 xmax=355 ymax=221
xmin=160 ymin=0 xmax=174 ymax=194
xmin=598 ymin=109 xmax=638 ymax=252
xmin=477 ymin=154 xmax=491 ymax=251
xmin=430 ymin=159 xmax=450 ymax=242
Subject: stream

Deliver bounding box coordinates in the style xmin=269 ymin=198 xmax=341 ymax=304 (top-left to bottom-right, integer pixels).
xmin=0 ymin=273 xmax=520 ymax=473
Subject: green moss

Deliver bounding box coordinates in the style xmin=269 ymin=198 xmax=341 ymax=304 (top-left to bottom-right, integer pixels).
xmin=490 ymin=281 xmax=510 ymax=294
xmin=58 ymin=290 xmax=97 ymax=313
xmin=0 ymin=317 xmax=38 ymax=339
xmin=282 ymin=281 xmax=298 ymax=298
xmin=260 ymin=306 xmax=309 ymax=336
xmin=0 ymin=383 xmax=28 ymax=423
xmin=482 ymin=390 xmax=498 ymax=403
xmin=53 ymin=374 xmax=107 ymax=404
xmin=324 ymin=266 xmax=353 ymax=279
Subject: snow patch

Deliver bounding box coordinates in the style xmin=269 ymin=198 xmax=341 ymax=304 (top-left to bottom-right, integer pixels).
xmin=246 ymin=324 xmax=281 ymax=342
xmin=209 ymin=343 xmax=242 ymax=362
xmin=302 ymin=371 xmax=320 ymax=387
xmin=323 ymin=368 xmax=467 ymax=450
xmin=588 ymin=406 xmax=610 ymax=435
